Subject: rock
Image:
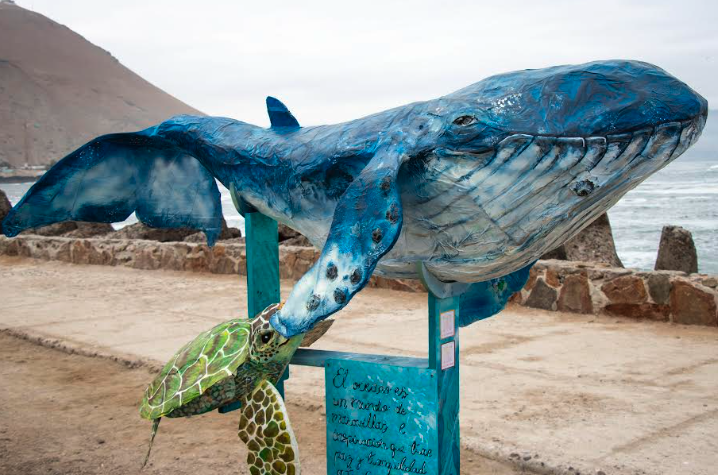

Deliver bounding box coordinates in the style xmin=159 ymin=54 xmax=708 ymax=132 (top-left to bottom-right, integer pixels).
xmin=525 ymin=266 xmax=539 ymax=291
xmin=114 ymin=223 xmax=197 ymax=242
xmin=545 ymin=268 xmax=561 ymax=288
xmin=22 ymin=221 xmax=79 ymax=236
xmin=221 ymin=237 xmax=245 ymax=245
xmin=647 ymin=273 xmax=671 ymax=305
xmin=0 ymin=190 xmax=11 ymax=234
xmin=62 ymin=222 xmax=114 ymax=238
xmin=541 ymin=213 xmax=623 ymax=267
xmin=277 ymin=223 xmax=301 ymax=242
xmin=557 ymin=274 xmax=593 ymax=314
xmin=183 ymin=218 xmax=242 ymax=243
xmin=219 ymin=219 xmax=242 ymax=240
xmin=670 ymin=280 xmax=718 ymax=326
xmin=655 ymin=225 xmax=698 ymax=274
xmin=605 ymin=303 xmax=670 ymax=320
xmin=541 ymin=246 xmax=567 ymax=260
xmin=115 ymin=216 xmax=241 ymax=243
xmin=281 ymin=235 xmax=313 ymax=247
xmin=183 ymin=232 xmax=207 ymax=243
xmin=508 ymin=291 xmax=523 ymax=304
xmin=693 ymin=275 xmax=718 ymax=289
xmin=524 ymin=279 xmax=557 ymax=310
xmin=601 ymin=275 xmax=647 ymax=305
xmin=15 ymin=217 xmax=114 ymax=238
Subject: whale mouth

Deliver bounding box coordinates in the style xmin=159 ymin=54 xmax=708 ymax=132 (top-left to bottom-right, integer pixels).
xmin=401 ymin=111 xmax=707 ymax=282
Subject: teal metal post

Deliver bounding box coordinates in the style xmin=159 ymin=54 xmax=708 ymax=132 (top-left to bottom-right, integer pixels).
xmin=429 ymin=292 xmax=461 ymax=475
xmin=245 ymin=212 xmax=280 ymax=316
xmin=244 ymin=211 xmax=288 ymax=395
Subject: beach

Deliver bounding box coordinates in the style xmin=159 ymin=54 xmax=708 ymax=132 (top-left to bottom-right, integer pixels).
xmin=2 ymin=256 xmax=717 ymax=475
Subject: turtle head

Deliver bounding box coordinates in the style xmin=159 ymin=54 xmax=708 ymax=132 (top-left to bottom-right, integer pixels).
xmin=249 ymin=303 xmax=303 ymax=364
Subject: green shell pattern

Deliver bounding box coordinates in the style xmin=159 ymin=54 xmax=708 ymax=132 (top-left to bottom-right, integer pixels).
xmin=140 ymin=319 xmax=250 ymax=420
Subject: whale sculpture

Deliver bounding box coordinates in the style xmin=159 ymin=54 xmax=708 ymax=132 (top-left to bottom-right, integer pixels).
xmin=3 ymin=60 xmax=707 ymax=337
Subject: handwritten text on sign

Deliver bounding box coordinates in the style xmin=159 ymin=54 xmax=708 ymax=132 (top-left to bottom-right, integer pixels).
xmin=325 ymin=359 xmax=438 ymax=475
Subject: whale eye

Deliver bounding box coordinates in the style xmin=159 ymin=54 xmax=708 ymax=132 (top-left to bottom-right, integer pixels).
xmin=453 ymin=115 xmax=477 ymax=126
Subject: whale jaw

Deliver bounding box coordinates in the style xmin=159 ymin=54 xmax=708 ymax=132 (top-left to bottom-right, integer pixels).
xmin=390 ymin=111 xmax=707 ymax=283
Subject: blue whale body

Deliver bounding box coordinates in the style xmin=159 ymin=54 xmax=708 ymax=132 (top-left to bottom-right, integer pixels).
xmin=3 ymin=60 xmax=708 ymax=337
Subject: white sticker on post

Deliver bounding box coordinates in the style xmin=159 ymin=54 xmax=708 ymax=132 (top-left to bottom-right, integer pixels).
xmin=441 ymin=341 xmax=455 ymax=370
xmin=440 ymin=309 xmax=455 ymax=339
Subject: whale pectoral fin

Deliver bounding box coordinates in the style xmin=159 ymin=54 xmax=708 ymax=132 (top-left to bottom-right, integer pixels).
xmin=272 ymin=143 xmax=407 ymax=336
xmin=2 ymin=132 xmax=223 ymax=244
xmin=459 ymin=262 xmax=534 ymax=326
xmin=266 ymin=96 xmax=300 ymax=130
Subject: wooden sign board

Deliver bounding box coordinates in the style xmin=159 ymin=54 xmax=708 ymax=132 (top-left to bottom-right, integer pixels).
xmin=325 ymin=359 xmax=439 ymax=475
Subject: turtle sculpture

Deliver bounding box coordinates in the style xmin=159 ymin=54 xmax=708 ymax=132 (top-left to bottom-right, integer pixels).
xmin=140 ymin=303 xmax=332 ymax=474
xmin=2 ymin=60 xmax=708 ymax=338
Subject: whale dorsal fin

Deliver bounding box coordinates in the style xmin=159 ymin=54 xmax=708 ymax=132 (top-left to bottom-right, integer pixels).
xmin=266 ymin=96 xmax=300 ymax=130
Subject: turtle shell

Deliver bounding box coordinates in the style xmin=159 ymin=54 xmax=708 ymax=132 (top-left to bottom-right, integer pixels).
xmin=140 ymin=319 xmax=250 ymax=420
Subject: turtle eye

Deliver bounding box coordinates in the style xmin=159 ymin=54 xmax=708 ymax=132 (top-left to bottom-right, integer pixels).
xmin=453 ymin=115 xmax=477 ymax=126
xmin=260 ymin=332 xmax=273 ymax=344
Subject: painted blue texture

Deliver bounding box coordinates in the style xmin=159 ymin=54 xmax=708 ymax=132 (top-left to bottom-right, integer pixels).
xmin=266 ymin=96 xmax=300 ymax=130
xmin=2 ymin=133 xmax=223 ymax=244
xmin=458 ymin=262 xmax=534 ymax=326
xmin=449 ymin=61 xmax=704 ymax=138
xmin=325 ymin=359 xmax=439 ymax=475
xmin=272 ymin=141 xmax=407 ymax=336
xmin=2 ymin=60 xmax=708 ymax=337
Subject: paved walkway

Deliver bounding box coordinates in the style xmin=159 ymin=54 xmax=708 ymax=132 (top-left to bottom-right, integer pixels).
xmin=2 ymin=256 xmax=717 ymax=475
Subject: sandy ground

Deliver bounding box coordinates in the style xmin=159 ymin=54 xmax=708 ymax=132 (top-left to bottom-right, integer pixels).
xmin=0 ymin=332 xmax=522 ymax=475
xmin=1 ymin=256 xmax=718 ymax=475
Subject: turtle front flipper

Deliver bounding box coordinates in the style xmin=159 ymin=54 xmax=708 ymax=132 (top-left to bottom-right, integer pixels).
xmin=272 ymin=142 xmax=409 ymax=337
xmin=238 ymin=380 xmax=300 ymax=475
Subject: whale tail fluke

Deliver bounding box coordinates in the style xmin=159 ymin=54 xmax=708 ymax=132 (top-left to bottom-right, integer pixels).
xmin=2 ymin=130 xmax=223 ymax=244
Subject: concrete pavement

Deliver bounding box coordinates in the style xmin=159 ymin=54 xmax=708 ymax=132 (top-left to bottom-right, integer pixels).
xmin=1 ymin=256 xmax=717 ymax=475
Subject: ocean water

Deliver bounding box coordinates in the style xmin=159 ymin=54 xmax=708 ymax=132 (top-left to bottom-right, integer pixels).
xmin=2 ymin=118 xmax=717 ymax=274
xmin=608 ymin=159 xmax=717 ymax=274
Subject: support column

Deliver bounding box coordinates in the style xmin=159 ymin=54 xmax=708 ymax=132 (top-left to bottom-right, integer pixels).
xmin=244 ymin=212 xmax=280 ymax=316
xmin=244 ymin=211 xmax=287 ymax=395
xmin=429 ymin=292 xmax=460 ymax=475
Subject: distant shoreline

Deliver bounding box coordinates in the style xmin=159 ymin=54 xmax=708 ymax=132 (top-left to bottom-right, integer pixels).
xmin=0 ymin=176 xmax=39 ymax=184
xmin=0 ymin=169 xmax=43 ymax=183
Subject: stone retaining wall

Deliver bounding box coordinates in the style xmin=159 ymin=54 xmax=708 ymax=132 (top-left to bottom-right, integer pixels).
xmin=1 ymin=235 xmax=715 ymax=326
xmin=0 ymin=235 xmax=424 ymax=293
xmin=515 ymin=260 xmax=718 ymax=326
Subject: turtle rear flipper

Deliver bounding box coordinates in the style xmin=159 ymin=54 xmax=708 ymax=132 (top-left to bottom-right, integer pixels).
xmin=238 ymin=380 xmax=300 ymax=475
xmin=141 ymin=417 xmax=161 ymax=469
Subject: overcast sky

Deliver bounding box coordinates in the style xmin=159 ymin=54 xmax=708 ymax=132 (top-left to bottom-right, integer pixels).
xmin=19 ymin=0 xmax=718 ymax=127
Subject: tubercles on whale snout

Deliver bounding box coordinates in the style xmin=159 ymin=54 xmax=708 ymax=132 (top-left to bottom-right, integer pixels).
xmin=571 ymin=179 xmax=596 ymax=197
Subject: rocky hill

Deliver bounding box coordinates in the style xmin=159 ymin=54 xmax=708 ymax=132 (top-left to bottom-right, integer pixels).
xmin=0 ymin=1 xmax=202 ymax=168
